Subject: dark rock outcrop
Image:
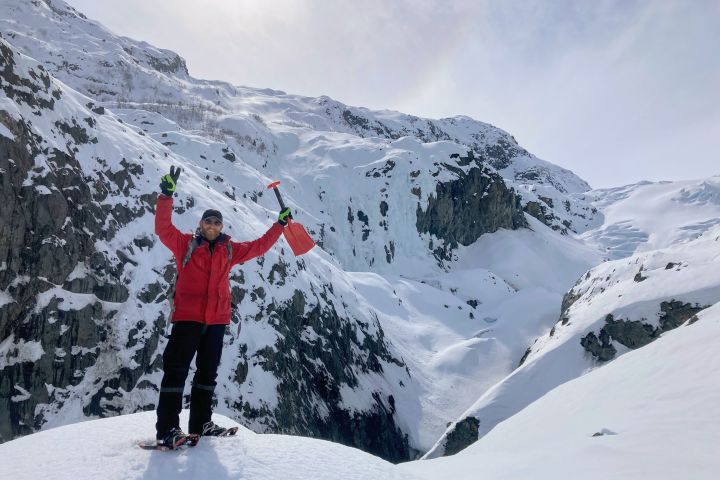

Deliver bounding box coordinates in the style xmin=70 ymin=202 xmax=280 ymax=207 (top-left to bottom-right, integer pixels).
xmin=581 ymin=301 xmax=709 ymax=361
xmin=579 ymin=328 xmax=618 ymax=362
xmin=658 ymin=300 xmax=704 ymax=330
xmin=231 ymin=289 xmax=413 ymax=463
xmin=443 ymin=416 xmax=480 ymax=456
xmin=416 ymin=163 xmax=527 ymax=262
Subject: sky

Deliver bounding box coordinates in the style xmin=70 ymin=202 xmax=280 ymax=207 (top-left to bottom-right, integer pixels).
xmin=64 ymin=0 xmax=720 ymax=189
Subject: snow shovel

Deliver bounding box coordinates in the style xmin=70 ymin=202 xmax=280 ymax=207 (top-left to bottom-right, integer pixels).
xmin=267 ymin=181 xmax=315 ymax=256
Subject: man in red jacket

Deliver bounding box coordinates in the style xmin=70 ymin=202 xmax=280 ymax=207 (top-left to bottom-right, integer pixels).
xmin=154 ymin=166 xmax=291 ymax=448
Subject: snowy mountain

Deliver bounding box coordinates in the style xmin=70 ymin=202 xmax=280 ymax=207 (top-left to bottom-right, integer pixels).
xmin=0 ymin=32 xmax=416 ymax=461
xmin=0 ymin=0 xmax=603 ymax=462
xmin=424 ymin=178 xmax=720 ymax=458
xmin=0 ymin=0 xmax=599 ymax=242
xmin=2 ymin=0 xmax=719 ymax=475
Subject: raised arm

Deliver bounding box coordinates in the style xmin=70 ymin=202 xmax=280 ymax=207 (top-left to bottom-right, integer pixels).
xmin=155 ymin=166 xmax=190 ymax=258
xmin=155 ymin=194 xmax=191 ymax=258
xmin=231 ymin=222 xmax=284 ymax=265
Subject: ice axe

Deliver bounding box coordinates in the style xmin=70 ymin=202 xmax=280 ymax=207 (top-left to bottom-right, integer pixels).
xmin=267 ymin=181 xmax=315 ymax=256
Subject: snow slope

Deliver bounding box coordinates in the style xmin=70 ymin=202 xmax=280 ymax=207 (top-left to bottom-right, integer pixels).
xmin=402 ymin=301 xmax=720 ymax=479
xmin=425 ymin=179 xmax=720 ymax=458
xmin=0 ymin=0 xmax=598 ymax=238
xmin=577 ymin=177 xmax=720 ymax=258
xmin=354 ymin=215 xmax=599 ymax=448
xmin=0 ymin=410 xmax=421 ymax=480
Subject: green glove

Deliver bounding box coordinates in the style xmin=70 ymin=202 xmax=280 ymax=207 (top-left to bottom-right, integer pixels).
xmin=278 ymin=207 xmax=293 ymax=226
xmin=160 ymin=165 xmax=181 ymax=196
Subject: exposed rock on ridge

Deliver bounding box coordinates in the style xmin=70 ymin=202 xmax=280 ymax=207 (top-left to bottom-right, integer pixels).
xmin=416 ymin=157 xmax=527 ymax=262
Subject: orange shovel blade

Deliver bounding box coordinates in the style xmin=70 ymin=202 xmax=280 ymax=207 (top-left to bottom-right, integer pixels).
xmin=283 ymin=219 xmax=315 ymax=256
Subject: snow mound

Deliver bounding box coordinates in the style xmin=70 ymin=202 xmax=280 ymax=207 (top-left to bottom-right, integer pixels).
xmin=402 ymin=302 xmax=720 ymax=479
xmin=0 ymin=410 xmax=421 ymax=480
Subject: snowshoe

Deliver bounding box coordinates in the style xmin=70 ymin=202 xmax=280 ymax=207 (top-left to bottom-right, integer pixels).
xmin=139 ymin=427 xmax=198 ymax=451
xmin=200 ymin=421 xmax=239 ymax=437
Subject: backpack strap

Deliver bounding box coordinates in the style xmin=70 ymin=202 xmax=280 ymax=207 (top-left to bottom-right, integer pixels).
xmin=182 ymin=235 xmax=202 ymax=269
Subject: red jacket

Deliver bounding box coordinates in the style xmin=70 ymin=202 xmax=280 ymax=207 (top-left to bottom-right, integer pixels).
xmin=155 ymin=195 xmax=284 ymax=325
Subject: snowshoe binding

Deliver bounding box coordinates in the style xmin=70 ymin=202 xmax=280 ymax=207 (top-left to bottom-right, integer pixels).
xmin=200 ymin=421 xmax=238 ymax=437
xmin=139 ymin=427 xmax=199 ymax=451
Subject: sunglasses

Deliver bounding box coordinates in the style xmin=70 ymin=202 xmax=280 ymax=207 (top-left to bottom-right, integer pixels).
xmin=203 ymin=218 xmax=222 ymax=226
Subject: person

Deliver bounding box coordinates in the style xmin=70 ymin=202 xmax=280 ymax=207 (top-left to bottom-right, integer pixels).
xmin=153 ymin=166 xmax=292 ymax=448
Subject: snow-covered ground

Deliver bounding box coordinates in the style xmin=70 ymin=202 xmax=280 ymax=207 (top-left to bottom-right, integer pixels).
xmin=0 ymin=410 xmax=421 ymax=480
xmin=402 ymin=301 xmax=720 ymax=479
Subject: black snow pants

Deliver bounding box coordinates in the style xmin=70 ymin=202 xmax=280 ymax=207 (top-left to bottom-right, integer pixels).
xmin=155 ymin=321 xmax=226 ymax=437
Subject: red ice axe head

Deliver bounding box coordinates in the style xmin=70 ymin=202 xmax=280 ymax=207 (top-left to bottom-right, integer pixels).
xmin=267 ymin=181 xmax=315 ymax=256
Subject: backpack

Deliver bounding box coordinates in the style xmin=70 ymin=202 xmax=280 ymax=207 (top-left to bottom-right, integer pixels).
xmin=164 ymin=234 xmax=233 ymax=334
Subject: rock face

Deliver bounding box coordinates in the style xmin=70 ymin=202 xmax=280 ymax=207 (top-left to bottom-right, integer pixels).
xmin=580 ymin=301 xmax=709 ymax=361
xmin=416 ymin=159 xmax=527 ymax=262
xmin=0 ymin=38 xmax=154 ymax=441
xmin=442 ymin=416 xmax=480 ymax=456
xmin=249 ymin=289 xmax=412 ymax=462
xmin=323 ymin=102 xmax=597 ymax=234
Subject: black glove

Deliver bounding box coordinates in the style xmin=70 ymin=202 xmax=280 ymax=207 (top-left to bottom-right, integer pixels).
xmin=160 ymin=166 xmax=181 ymax=196
xmin=278 ymin=207 xmax=293 ymax=226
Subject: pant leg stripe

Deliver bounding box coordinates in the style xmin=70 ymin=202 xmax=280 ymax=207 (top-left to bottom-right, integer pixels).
xmin=192 ymin=383 xmax=215 ymax=392
xmin=160 ymin=387 xmax=185 ymax=394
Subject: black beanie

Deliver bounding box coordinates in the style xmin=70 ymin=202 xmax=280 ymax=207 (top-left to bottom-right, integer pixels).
xmin=201 ymin=209 xmax=223 ymax=222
